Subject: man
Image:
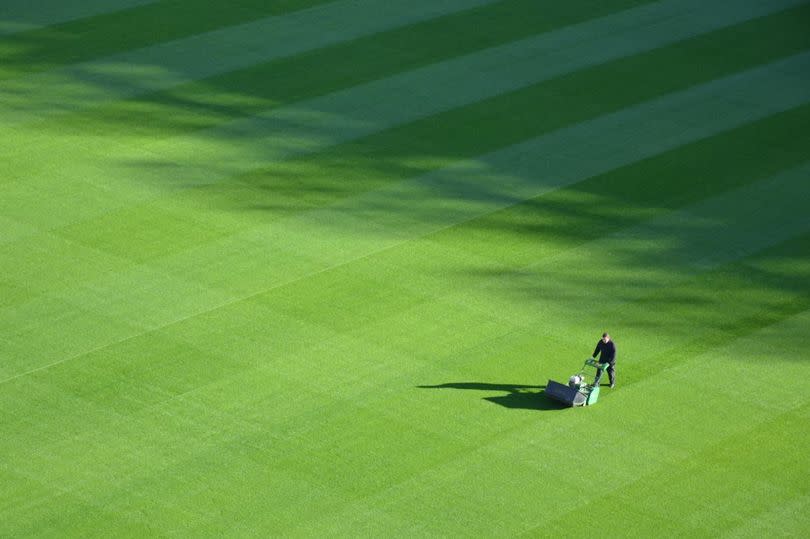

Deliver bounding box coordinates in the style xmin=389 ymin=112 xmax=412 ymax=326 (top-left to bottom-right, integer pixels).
xmin=592 ymin=332 xmax=616 ymax=388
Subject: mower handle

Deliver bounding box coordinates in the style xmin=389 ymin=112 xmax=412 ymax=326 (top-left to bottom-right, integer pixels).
xmin=583 ymin=358 xmax=607 ymax=371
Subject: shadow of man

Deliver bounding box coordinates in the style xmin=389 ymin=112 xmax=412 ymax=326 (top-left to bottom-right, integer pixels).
xmin=417 ymin=382 xmax=567 ymax=411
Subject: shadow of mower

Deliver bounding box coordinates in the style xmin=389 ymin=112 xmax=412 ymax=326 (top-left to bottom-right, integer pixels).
xmin=417 ymin=382 xmax=568 ymax=411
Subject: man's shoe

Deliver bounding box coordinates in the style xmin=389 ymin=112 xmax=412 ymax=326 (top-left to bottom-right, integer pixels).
xmin=610 ymin=383 xmax=615 ymax=388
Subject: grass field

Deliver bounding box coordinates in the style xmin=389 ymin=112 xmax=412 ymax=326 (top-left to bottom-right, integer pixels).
xmin=2 ymin=0 xmax=809 ymax=536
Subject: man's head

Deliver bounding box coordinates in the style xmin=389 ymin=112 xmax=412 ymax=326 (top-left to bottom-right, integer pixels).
xmin=602 ymin=332 xmax=610 ymax=343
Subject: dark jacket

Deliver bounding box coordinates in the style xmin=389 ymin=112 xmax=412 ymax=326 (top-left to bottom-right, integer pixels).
xmin=593 ymin=340 xmax=616 ymax=363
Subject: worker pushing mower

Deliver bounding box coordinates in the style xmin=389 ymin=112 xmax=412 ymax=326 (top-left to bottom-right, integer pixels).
xmin=545 ymin=333 xmax=617 ymax=407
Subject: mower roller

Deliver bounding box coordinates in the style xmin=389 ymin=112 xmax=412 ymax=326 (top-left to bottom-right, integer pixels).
xmin=545 ymin=358 xmax=607 ymax=407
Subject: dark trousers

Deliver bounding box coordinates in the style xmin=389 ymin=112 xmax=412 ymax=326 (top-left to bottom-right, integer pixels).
xmin=593 ymin=361 xmax=615 ymax=386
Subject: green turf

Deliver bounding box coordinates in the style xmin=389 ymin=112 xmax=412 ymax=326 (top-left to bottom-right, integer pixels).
xmin=0 ymin=0 xmax=336 ymax=78
xmin=1 ymin=0 xmax=809 ymax=536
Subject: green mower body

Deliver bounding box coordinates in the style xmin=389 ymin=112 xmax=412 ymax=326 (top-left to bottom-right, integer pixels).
xmin=545 ymin=358 xmax=607 ymax=407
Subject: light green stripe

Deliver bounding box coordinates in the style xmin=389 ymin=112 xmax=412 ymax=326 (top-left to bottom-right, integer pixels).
xmin=0 ymin=0 xmax=500 ymax=123
xmin=0 ymin=0 xmax=158 ymax=36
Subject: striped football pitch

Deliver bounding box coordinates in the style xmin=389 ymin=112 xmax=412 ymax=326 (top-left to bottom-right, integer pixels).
xmin=1 ymin=0 xmax=809 ymax=536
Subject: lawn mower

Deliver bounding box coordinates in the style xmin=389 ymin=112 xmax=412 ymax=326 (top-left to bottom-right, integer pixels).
xmin=545 ymin=358 xmax=607 ymax=407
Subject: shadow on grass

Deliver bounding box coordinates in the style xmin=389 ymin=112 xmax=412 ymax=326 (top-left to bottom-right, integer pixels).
xmin=418 ymin=382 xmax=568 ymax=411
xmin=0 ymin=0 xmax=335 ymax=79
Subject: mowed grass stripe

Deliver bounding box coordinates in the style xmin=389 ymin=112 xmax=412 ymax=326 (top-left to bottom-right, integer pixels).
xmin=43 ymin=0 xmax=654 ymax=141
xmin=0 ymin=0 xmax=502 ymax=124
xmin=0 ymin=0 xmax=157 ymax=36
xmin=3 ymin=0 xmax=803 ymax=238
xmin=0 ymin=0 xmax=336 ymax=77
xmin=2 ymin=54 xmax=807 ymax=384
